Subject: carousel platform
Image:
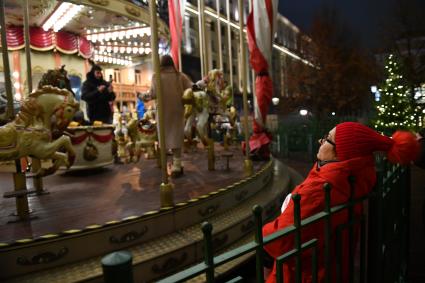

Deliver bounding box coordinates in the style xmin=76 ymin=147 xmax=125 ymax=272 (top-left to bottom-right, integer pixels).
xmin=0 ymin=145 xmax=302 ymax=282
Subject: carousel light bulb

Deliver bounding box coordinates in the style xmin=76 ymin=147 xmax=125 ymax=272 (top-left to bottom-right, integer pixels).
xmin=126 ymin=47 xmax=132 ymax=53
xmin=107 ymin=46 xmax=112 ymax=52
xmin=113 ymin=46 xmax=119 ymax=53
xmin=43 ymin=2 xmax=71 ymax=31
xmin=113 ymin=58 xmax=117 ymax=64
xmin=120 ymin=47 xmax=125 ymax=53
xmin=139 ymin=47 xmax=144 ymax=54
xmin=14 ymin=93 xmax=21 ymax=101
xmin=53 ymin=4 xmax=82 ymax=32
xmin=132 ymin=47 xmax=138 ymax=53
xmin=12 ymin=71 xmax=19 ymax=79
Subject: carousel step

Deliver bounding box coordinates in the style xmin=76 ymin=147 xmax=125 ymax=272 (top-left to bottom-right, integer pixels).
xmin=6 ymin=161 xmax=303 ymax=283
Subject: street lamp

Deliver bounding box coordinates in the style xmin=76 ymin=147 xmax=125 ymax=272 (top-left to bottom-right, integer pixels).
xmin=299 ymin=109 xmax=308 ymax=116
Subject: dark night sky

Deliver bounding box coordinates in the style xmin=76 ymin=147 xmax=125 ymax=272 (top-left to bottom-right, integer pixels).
xmin=278 ymin=0 xmax=401 ymax=49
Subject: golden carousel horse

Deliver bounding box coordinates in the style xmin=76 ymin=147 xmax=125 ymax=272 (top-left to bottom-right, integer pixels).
xmin=126 ymin=108 xmax=158 ymax=162
xmin=182 ymin=69 xmax=233 ymax=145
xmin=0 ymin=86 xmax=79 ymax=176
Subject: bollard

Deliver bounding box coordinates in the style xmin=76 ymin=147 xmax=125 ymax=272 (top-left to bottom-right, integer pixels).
xmin=101 ymin=251 xmax=134 ymax=283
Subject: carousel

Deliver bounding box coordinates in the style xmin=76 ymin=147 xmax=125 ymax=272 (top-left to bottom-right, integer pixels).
xmin=0 ymin=1 xmax=292 ymax=282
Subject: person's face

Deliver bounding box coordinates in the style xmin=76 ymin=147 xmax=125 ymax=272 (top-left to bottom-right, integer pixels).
xmin=94 ymin=70 xmax=103 ymax=80
xmin=317 ymin=127 xmax=337 ymax=161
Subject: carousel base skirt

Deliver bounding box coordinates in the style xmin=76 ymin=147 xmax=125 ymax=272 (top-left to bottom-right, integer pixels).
xmin=0 ymin=144 xmax=300 ymax=282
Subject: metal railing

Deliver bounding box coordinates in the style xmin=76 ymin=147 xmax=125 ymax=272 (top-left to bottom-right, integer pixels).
xmin=102 ymin=158 xmax=410 ymax=283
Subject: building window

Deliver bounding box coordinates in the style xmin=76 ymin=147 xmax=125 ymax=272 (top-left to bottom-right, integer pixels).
xmin=114 ymin=69 xmax=121 ymax=83
xmin=213 ymin=60 xmax=217 ymax=68
xmin=210 ymin=23 xmax=215 ymax=32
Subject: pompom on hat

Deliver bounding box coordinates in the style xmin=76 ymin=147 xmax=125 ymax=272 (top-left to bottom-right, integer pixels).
xmin=335 ymin=122 xmax=420 ymax=165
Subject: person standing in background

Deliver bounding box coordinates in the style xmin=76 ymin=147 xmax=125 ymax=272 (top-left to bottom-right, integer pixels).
xmin=136 ymin=92 xmax=146 ymax=120
xmin=149 ymin=55 xmax=193 ymax=177
xmin=81 ymin=62 xmax=116 ymax=124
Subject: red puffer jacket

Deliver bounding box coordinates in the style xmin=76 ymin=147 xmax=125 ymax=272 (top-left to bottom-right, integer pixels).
xmin=263 ymin=156 xmax=376 ymax=283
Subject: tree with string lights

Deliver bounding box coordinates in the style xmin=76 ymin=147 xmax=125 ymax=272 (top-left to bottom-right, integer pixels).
xmin=373 ymin=54 xmax=418 ymax=134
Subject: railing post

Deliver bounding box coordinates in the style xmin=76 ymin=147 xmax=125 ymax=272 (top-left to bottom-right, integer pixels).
xmin=253 ymin=205 xmax=264 ymax=283
xmin=202 ymin=222 xmax=215 ymax=282
xmin=367 ymin=155 xmax=384 ymax=283
xmin=101 ymin=251 xmax=134 ymax=283
xmin=323 ymin=183 xmax=332 ymax=283
xmin=347 ymin=176 xmax=355 ymax=283
xmin=292 ymin=194 xmax=302 ymax=283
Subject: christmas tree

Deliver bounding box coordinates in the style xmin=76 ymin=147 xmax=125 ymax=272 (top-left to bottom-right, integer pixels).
xmin=374 ymin=54 xmax=417 ymax=134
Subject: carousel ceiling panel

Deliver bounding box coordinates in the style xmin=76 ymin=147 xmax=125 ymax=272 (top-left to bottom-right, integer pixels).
xmin=4 ymin=0 xmax=139 ymax=37
xmin=5 ymin=0 xmax=56 ymax=27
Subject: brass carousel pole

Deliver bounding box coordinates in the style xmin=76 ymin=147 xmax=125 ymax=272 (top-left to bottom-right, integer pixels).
xmin=23 ymin=0 xmax=32 ymax=93
xmin=197 ymin=0 xmax=205 ymax=77
xmin=149 ymin=0 xmax=173 ymax=207
xmin=216 ymin=0 xmax=223 ymax=70
xmin=226 ymin=0 xmax=233 ymax=100
xmin=0 ymin=0 xmax=14 ymax=120
xmin=23 ymin=0 xmax=44 ymax=194
xmin=238 ymin=0 xmax=253 ymax=176
xmin=1 ymin=0 xmax=31 ymax=220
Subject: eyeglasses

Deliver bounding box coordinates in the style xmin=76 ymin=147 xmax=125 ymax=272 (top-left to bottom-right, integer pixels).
xmin=321 ymin=134 xmax=336 ymax=147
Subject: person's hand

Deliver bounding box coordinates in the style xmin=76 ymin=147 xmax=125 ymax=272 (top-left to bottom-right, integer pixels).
xmin=98 ymin=85 xmax=106 ymax=92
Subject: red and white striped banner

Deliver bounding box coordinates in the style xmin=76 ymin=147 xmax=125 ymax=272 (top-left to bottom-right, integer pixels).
xmin=247 ymin=0 xmax=278 ymax=158
xmin=168 ymin=0 xmax=186 ymax=69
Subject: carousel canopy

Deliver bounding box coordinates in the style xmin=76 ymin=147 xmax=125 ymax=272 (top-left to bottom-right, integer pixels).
xmin=2 ymin=0 xmax=168 ymax=66
xmin=3 ymin=26 xmax=92 ymax=58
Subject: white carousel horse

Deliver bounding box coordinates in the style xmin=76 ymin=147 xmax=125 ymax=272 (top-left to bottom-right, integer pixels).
xmin=0 ymin=86 xmax=79 ymax=176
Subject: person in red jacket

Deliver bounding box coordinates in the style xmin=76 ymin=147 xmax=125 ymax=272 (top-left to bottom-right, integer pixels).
xmin=263 ymin=122 xmax=419 ymax=283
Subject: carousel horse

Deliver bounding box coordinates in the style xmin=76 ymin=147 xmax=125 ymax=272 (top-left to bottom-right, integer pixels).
xmin=126 ymin=108 xmax=158 ymax=162
xmin=38 ymin=65 xmax=74 ymax=95
xmin=182 ymin=69 xmax=233 ymax=145
xmin=0 ymin=86 xmax=79 ymax=176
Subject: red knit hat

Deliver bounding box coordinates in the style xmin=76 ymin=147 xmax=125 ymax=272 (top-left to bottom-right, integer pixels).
xmin=335 ymin=122 xmax=419 ymax=165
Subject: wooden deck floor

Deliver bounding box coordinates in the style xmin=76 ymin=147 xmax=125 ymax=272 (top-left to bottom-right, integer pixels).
xmin=0 ymin=145 xmax=266 ymax=242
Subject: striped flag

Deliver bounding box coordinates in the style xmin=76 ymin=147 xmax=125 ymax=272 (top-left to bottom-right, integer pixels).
xmin=247 ymin=0 xmax=278 ymax=159
xmin=168 ymin=0 xmax=186 ymax=69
